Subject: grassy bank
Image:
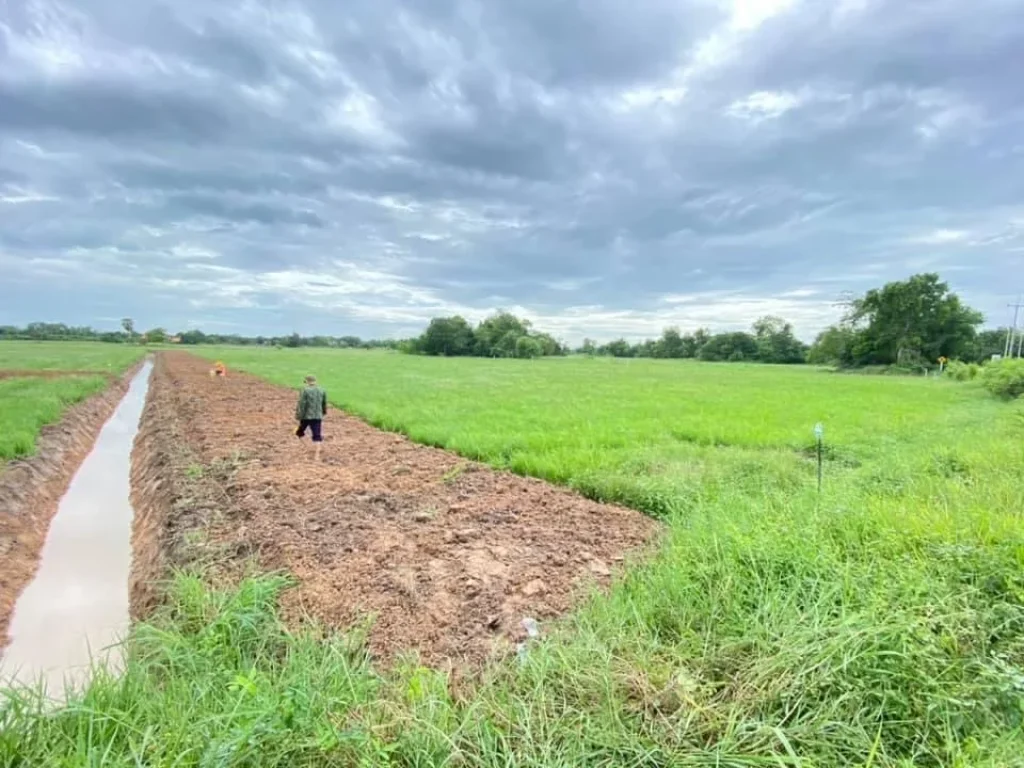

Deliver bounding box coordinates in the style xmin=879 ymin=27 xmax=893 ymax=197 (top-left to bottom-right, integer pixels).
xmin=2 ymin=347 xmax=1022 ymax=765
xmin=0 ymin=375 xmax=110 ymax=459
xmin=0 ymin=341 xmax=144 ymax=460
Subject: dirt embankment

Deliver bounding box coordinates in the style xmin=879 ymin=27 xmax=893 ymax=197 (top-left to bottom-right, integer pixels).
xmin=0 ymin=363 xmax=142 ymax=644
xmin=132 ymin=352 xmax=661 ymax=666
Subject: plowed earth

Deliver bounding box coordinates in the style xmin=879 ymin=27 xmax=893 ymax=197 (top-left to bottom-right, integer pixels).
xmin=154 ymin=352 xmax=660 ymax=665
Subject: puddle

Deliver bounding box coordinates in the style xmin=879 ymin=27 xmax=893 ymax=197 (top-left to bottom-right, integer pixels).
xmin=0 ymin=361 xmax=153 ymax=700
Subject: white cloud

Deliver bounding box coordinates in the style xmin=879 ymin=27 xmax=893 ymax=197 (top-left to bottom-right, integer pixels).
xmin=727 ymin=89 xmax=806 ymax=121
xmin=0 ymin=187 xmax=60 ymax=204
xmin=910 ymin=90 xmax=985 ymax=142
xmin=727 ymin=0 xmax=800 ymax=32
xmin=908 ymin=229 xmax=970 ymax=245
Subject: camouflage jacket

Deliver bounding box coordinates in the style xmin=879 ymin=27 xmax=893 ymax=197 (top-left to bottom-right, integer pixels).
xmin=295 ymin=386 xmax=327 ymax=421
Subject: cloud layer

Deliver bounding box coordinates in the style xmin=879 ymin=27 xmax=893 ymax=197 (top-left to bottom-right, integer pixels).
xmin=2 ymin=0 xmax=1022 ymax=341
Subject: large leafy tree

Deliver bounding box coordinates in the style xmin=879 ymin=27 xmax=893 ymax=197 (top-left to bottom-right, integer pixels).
xmin=144 ymin=327 xmax=168 ymax=344
xmin=752 ymin=316 xmax=807 ymax=364
xmin=474 ymin=312 xmax=531 ymax=357
xmin=847 ymin=273 xmax=982 ymax=365
xmin=656 ymin=327 xmax=691 ymax=359
xmin=417 ymin=315 xmax=476 ymax=356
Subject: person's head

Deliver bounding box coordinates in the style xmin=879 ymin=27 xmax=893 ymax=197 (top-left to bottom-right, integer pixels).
xmin=304 ymin=375 xmax=317 ymax=386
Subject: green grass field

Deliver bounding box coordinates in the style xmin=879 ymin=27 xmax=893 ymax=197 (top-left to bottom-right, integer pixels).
xmin=0 ymin=375 xmax=111 ymax=459
xmin=0 ymin=340 xmax=145 ymax=372
xmin=0 ymin=342 xmax=145 ymax=460
xmin=3 ymin=347 xmax=1023 ymax=766
xmin=197 ymin=350 xmax=1019 ymax=517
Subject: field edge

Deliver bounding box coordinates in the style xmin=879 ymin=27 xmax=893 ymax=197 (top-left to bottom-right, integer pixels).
xmin=0 ymin=360 xmax=144 ymax=645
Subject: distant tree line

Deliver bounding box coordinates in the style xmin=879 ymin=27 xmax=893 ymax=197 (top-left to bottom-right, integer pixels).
xmin=3 ymin=274 xmax=1002 ymax=369
xmin=0 ymin=322 xmax=398 ymax=350
xmin=576 ymin=316 xmax=808 ymax=363
xmin=408 ymin=274 xmax=995 ymax=369
xmin=405 ymin=312 xmax=567 ymax=358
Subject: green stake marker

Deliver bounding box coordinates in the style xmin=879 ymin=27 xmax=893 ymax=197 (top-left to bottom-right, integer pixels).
xmin=814 ymin=422 xmax=824 ymax=494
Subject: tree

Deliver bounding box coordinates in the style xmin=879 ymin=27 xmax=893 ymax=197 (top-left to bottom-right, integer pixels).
xmin=532 ymin=332 xmax=563 ymax=357
xmin=515 ymin=335 xmax=543 ymax=359
xmin=698 ymin=332 xmax=759 ymax=362
xmin=285 ymin=332 xmax=302 ymax=348
xmin=475 ymin=312 xmax=531 ymax=357
xmin=964 ymin=328 xmax=1010 ymax=363
xmin=656 ymin=327 xmax=691 ymax=359
xmin=121 ymin=318 xmax=135 ymax=339
xmin=144 ymin=327 xmax=167 ymax=344
xmin=417 ymin=316 xmax=476 ymax=356
xmin=580 ymin=338 xmax=597 ymax=356
xmin=847 ymin=273 xmax=982 ymax=365
xmin=178 ymin=329 xmax=207 ymax=345
xmin=494 ymin=330 xmax=521 ymax=358
xmin=807 ymin=325 xmax=857 ymax=366
xmin=634 ymin=339 xmax=659 ymax=358
xmin=752 ymin=316 xmax=807 ymax=364
xmin=691 ymin=328 xmax=711 ymax=355
xmin=600 ymin=338 xmax=634 ymax=358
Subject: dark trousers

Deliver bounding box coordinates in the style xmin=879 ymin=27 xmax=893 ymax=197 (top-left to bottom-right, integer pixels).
xmin=296 ymin=419 xmax=323 ymax=442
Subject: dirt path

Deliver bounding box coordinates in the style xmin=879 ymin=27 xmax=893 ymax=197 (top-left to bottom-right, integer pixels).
xmin=143 ymin=352 xmax=660 ymax=665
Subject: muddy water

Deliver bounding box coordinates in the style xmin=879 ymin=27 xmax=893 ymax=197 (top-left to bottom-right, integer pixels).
xmin=1 ymin=361 xmax=153 ymax=699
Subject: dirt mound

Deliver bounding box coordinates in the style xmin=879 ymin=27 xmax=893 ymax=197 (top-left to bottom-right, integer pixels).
xmin=143 ymin=352 xmax=660 ymax=665
xmin=0 ymin=364 xmax=140 ymax=645
xmin=129 ymin=355 xmax=225 ymax=621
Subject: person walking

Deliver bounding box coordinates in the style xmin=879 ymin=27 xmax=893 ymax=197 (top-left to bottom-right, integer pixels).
xmin=295 ymin=375 xmax=327 ymax=461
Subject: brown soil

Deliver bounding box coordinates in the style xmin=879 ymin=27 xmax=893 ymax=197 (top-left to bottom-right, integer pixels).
xmin=0 ymin=370 xmax=117 ymax=380
xmin=136 ymin=352 xmax=660 ymax=666
xmin=0 ymin=364 xmax=140 ymax=645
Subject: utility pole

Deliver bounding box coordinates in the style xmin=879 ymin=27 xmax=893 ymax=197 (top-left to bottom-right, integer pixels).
xmin=1006 ymin=298 xmax=1023 ymax=358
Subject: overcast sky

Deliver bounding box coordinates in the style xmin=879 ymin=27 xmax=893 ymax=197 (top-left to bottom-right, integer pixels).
xmin=1 ymin=0 xmax=1022 ymax=342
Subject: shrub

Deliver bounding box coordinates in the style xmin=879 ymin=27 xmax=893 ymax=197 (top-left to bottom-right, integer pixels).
xmin=515 ymin=335 xmax=543 ymax=359
xmin=981 ymin=358 xmax=1024 ymax=399
xmin=945 ymin=360 xmax=980 ymax=381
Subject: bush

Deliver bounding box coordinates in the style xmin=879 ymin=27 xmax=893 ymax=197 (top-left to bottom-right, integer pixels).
xmin=982 ymin=358 xmax=1024 ymax=399
xmin=945 ymin=360 xmax=980 ymax=381
xmin=515 ymin=335 xmax=543 ymax=359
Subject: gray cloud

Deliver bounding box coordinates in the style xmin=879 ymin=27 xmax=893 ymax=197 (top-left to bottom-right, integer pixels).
xmin=1 ymin=0 xmax=1022 ymax=341
xmin=0 ymin=79 xmax=230 ymax=140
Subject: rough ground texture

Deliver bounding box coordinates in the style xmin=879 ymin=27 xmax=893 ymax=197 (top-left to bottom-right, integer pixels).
xmin=143 ymin=352 xmax=660 ymax=665
xmin=0 ymin=365 xmax=138 ymax=645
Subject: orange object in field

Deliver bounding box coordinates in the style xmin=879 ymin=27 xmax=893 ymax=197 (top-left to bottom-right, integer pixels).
xmin=213 ymin=361 xmax=227 ymax=377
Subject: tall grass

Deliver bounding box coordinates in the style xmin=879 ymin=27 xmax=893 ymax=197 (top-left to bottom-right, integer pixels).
xmin=0 ymin=341 xmax=144 ymax=372
xmin=2 ymin=348 xmax=1022 ymax=765
xmin=0 ymin=375 xmax=110 ymax=459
